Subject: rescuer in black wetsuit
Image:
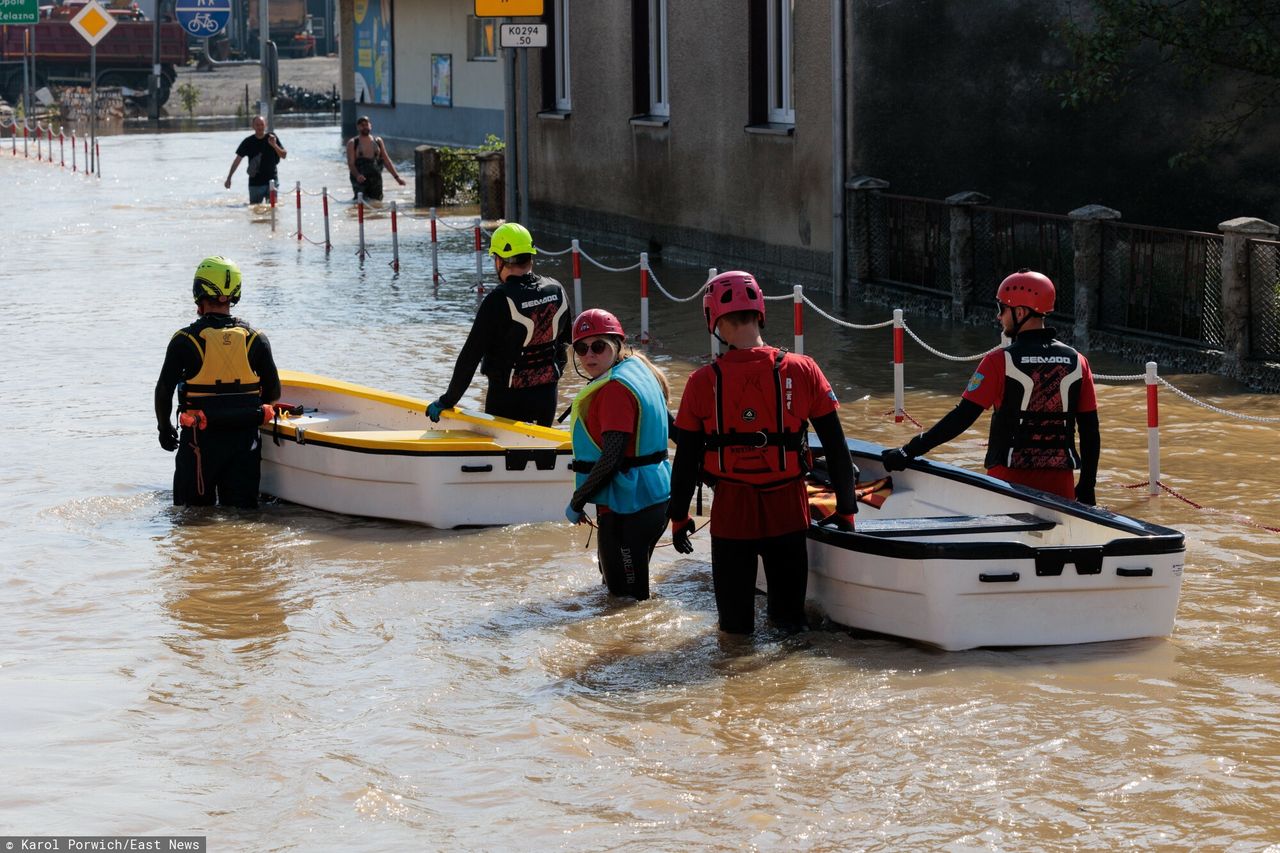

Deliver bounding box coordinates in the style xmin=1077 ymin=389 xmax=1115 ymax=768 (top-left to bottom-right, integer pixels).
xmin=155 ymin=256 xmax=281 ymax=508
xmin=427 ymin=222 xmax=571 ymax=427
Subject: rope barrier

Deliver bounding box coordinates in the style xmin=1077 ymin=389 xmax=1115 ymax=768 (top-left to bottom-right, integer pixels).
xmin=901 ymin=321 xmax=999 ymax=362
xmin=1121 ymin=481 xmax=1280 ymax=534
xmin=801 ymin=294 xmax=895 ymax=331
xmin=646 ymin=268 xmax=708 ymax=303
xmin=1156 ymin=376 xmax=1280 ymax=423
xmin=577 ymin=246 xmax=641 ymax=273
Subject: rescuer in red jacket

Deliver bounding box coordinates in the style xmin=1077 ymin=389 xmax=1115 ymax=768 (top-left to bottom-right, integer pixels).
xmin=667 ymin=271 xmax=859 ymax=635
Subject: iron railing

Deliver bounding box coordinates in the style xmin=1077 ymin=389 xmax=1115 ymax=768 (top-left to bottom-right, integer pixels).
xmin=1247 ymin=238 xmax=1280 ymax=360
xmin=872 ymin=194 xmax=951 ymax=294
xmin=973 ymin=205 xmax=1075 ymax=320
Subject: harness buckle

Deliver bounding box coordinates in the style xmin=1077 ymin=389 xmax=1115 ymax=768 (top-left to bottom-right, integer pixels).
xmin=747 ymin=430 xmax=769 ymax=449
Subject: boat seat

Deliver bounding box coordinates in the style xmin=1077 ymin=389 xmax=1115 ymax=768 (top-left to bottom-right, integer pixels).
xmin=857 ymin=513 xmax=1056 ymax=538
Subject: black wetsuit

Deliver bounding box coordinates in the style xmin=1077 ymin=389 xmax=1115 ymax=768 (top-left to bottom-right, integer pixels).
xmin=437 ymin=272 xmax=571 ymax=426
xmin=155 ymin=314 xmax=281 ymax=508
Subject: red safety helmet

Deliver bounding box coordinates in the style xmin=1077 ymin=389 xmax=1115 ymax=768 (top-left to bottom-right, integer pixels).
xmin=572 ymin=308 xmax=626 ymax=343
xmin=703 ymin=270 xmax=766 ymax=332
xmin=997 ymin=269 xmax=1056 ymax=315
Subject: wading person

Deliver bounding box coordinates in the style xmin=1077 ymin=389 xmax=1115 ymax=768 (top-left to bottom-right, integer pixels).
xmin=223 ymin=115 xmax=286 ymax=204
xmin=155 ymin=256 xmax=281 ymax=508
xmin=564 ymin=309 xmax=672 ymax=601
xmin=346 ymin=115 xmax=406 ymax=201
xmin=881 ymin=269 xmax=1100 ymax=504
xmin=427 ymin=222 xmax=571 ymax=427
xmin=667 ymin=271 xmax=859 ymax=635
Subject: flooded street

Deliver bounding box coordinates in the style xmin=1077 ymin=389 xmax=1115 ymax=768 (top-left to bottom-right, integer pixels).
xmin=2 ymin=126 xmax=1280 ymax=849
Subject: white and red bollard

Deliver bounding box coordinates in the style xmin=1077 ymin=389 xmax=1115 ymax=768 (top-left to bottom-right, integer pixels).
xmin=793 ymin=285 xmax=805 ymax=355
xmin=1146 ymin=361 xmax=1160 ymax=495
xmin=295 ymin=181 xmax=302 ymax=241
xmin=639 ymin=252 xmax=651 ymax=344
xmin=571 ymin=238 xmax=583 ymax=314
xmin=893 ymin=309 xmax=905 ymax=423
xmin=474 ymin=219 xmax=484 ymax=287
xmin=322 ymin=188 xmax=331 ymax=252
xmin=356 ymin=192 xmax=368 ymax=259
xmin=58 ymin=130 xmax=64 ymax=168
xmin=430 ymin=207 xmax=439 ymax=286
xmin=94 ymin=141 xmax=100 ymax=177
xmin=390 ymin=201 xmax=400 ymax=271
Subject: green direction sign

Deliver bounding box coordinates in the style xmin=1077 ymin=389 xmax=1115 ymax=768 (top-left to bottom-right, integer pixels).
xmin=0 ymin=0 xmax=38 ymax=24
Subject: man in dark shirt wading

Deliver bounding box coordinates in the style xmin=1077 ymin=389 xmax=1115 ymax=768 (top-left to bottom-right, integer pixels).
xmin=224 ymin=115 xmax=287 ymax=204
xmin=155 ymin=256 xmax=281 ymax=508
xmin=427 ymin=222 xmax=571 ymax=426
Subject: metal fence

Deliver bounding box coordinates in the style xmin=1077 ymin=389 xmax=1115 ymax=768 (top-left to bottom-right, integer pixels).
xmin=1099 ymin=223 xmax=1223 ymax=346
xmin=1247 ymin=238 xmax=1280 ymax=360
xmin=973 ymin=205 xmax=1075 ymax=319
xmin=871 ymin=194 xmax=951 ymax=294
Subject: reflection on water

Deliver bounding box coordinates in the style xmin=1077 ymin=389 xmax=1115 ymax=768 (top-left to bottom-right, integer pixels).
xmin=2 ymin=127 xmax=1280 ymax=848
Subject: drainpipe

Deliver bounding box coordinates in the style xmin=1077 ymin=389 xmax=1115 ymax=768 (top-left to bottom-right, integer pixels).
xmin=830 ymin=0 xmax=846 ymax=307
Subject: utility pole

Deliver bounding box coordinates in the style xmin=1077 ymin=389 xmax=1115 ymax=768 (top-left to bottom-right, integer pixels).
xmin=148 ymin=0 xmax=161 ymax=122
xmin=259 ymin=0 xmax=272 ymax=126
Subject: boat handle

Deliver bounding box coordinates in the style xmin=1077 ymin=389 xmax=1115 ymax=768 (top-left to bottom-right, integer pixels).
xmin=979 ymin=572 xmax=1020 ymax=583
xmin=460 ymin=464 xmax=493 ymax=473
xmin=1116 ymin=566 xmax=1154 ymax=577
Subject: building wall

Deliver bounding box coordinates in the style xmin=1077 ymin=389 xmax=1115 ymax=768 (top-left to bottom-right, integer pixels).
xmin=338 ymin=0 xmax=505 ymax=149
xmin=847 ymin=0 xmax=1280 ymax=230
xmin=527 ymin=1 xmax=836 ymax=288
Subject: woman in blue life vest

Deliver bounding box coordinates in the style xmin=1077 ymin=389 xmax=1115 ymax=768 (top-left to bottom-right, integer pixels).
xmin=565 ymin=309 xmax=672 ymax=601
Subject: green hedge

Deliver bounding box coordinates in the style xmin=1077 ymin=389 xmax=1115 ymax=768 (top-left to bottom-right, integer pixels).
xmin=436 ymin=134 xmax=505 ymax=204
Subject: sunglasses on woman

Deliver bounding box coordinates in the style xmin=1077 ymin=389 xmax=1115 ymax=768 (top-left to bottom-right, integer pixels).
xmin=573 ymin=340 xmax=613 ymax=356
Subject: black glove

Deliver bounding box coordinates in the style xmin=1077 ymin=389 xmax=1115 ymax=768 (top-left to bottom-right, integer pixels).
xmin=881 ymin=447 xmax=912 ymax=472
xmin=671 ymin=518 xmax=695 ymax=554
xmin=157 ymin=423 xmax=179 ymax=452
xmin=818 ymin=511 xmax=855 ymax=532
xmin=1075 ymin=482 xmax=1096 ymax=506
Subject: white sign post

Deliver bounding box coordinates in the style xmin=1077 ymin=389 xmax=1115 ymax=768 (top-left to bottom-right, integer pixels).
xmin=69 ymin=0 xmax=116 ymax=176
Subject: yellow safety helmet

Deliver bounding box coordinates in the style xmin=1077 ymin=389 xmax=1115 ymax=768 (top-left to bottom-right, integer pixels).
xmin=488 ymin=222 xmax=538 ymax=259
xmin=192 ymin=256 xmax=242 ymax=305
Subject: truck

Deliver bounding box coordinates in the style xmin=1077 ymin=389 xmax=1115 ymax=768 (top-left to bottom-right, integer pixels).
xmin=0 ymin=3 xmax=187 ymax=107
xmin=247 ymin=0 xmax=312 ymax=58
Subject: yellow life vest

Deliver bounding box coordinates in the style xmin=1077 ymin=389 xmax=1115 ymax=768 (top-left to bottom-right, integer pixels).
xmin=179 ymin=326 xmax=261 ymax=402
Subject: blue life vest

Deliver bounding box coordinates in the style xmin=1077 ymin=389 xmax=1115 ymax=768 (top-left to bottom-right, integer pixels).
xmin=570 ymin=357 xmax=671 ymax=514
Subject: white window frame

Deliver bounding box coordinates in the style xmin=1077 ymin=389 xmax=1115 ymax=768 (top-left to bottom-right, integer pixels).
xmin=554 ymin=0 xmax=571 ymax=110
xmin=648 ymin=0 xmax=669 ymax=117
xmin=766 ymin=0 xmax=794 ymax=124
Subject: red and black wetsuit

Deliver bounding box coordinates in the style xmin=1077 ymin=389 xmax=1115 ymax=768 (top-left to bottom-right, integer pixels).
xmin=154 ymin=314 xmax=281 ymax=508
xmin=668 ymin=346 xmax=857 ymax=634
xmin=436 ymin=272 xmax=571 ymax=426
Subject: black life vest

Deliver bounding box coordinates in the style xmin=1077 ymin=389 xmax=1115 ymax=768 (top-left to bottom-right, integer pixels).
xmin=493 ymin=274 xmax=568 ymax=389
xmin=984 ymin=329 xmax=1084 ymax=470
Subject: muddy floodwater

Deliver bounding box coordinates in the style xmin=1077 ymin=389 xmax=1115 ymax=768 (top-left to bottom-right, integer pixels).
xmin=2 ymin=127 xmax=1279 ymax=850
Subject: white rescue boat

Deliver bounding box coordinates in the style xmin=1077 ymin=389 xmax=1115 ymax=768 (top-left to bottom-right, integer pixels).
xmin=801 ymin=438 xmax=1186 ymax=651
xmin=259 ymin=370 xmax=573 ymax=527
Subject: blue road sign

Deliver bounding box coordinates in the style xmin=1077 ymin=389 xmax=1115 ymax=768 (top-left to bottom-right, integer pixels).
xmin=175 ymin=0 xmax=231 ymax=37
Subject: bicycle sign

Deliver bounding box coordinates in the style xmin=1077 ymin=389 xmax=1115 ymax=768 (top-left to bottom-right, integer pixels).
xmin=176 ymin=0 xmax=230 ymax=37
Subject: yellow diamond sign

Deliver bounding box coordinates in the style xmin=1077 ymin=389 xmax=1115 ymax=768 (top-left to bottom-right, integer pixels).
xmin=70 ymin=0 xmax=118 ymax=47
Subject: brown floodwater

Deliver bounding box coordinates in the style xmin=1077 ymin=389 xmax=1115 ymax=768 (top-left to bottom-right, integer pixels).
xmin=2 ymin=127 xmax=1279 ymax=850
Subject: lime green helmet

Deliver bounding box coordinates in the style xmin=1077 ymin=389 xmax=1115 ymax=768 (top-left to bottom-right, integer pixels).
xmin=192 ymin=256 xmax=242 ymax=305
xmin=489 ymin=222 xmax=537 ymax=259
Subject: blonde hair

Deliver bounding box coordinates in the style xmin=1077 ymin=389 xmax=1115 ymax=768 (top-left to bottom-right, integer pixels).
xmin=623 ymin=348 xmax=671 ymax=403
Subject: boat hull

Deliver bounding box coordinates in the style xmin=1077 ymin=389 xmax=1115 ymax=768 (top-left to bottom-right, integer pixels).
xmin=798 ymin=439 xmax=1187 ymax=651
xmin=259 ymin=371 xmax=574 ymax=528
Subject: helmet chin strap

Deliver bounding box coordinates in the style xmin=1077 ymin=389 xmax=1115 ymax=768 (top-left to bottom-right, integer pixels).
xmin=1007 ymin=306 xmax=1038 ymax=339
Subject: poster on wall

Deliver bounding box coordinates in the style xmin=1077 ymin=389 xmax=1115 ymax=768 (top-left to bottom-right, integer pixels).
xmin=431 ymin=54 xmax=452 ymax=107
xmin=353 ymin=0 xmax=393 ymax=105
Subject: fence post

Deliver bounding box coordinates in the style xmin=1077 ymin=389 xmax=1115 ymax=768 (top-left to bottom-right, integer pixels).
xmin=1218 ymin=216 xmax=1279 ymax=377
xmin=295 ymin=181 xmax=302 ymax=241
xmin=415 ymin=145 xmax=444 ymax=207
xmin=476 ymin=150 xmax=505 ymax=222
xmin=1145 ymin=361 xmax=1160 ymax=496
xmin=1069 ymin=204 xmax=1121 ymax=351
xmin=945 ymin=191 xmax=989 ymax=321
xmin=430 ymin=207 xmax=439 ymax=286
xmin=639 ymin=252 xmax=650 ymax=344
xmin=474 ymin=219 xmax=484 ymax=287
xmin=893 ymin=308 xmax=905 ymax=423
xmin=356 ymin=192 xmax=367 ymax=258
xmin=390 ymin=201 xmax=400 ymax=271
xmin=793 ymin=285 xmax=805 ymax=355
xmin=846 ymin=176 xmax=889 ymax=296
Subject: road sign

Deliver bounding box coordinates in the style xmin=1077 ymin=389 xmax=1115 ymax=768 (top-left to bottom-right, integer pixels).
xmin=0 ymin=0 xmax=38 ymax=25
xmin=69 ymin=0 xmax=117 ymax=46
xmin=499 ymin=23 xmax=547 ymax=48
xmin=475 ymin=0 xmax=543 ymax=16
xmin=176 ymin=0 xmax=231 ymax=37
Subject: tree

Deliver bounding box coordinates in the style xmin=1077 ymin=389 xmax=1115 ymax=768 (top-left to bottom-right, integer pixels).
xmin=1054 ymin=0 xmax=1280 ymax=164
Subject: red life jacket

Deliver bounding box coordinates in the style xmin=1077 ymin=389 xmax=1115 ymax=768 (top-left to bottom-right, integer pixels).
xmin=701 ymin=348 xmax=809 ymax=487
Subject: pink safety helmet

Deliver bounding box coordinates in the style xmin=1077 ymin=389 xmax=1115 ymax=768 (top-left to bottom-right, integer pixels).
xmin=997 ymin=269 xmax=1056 ymax=315
xmin=703 ymin=270 xmax=766 ymax=332
xmin=572 ymin=308 xmax=626 ymax=344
